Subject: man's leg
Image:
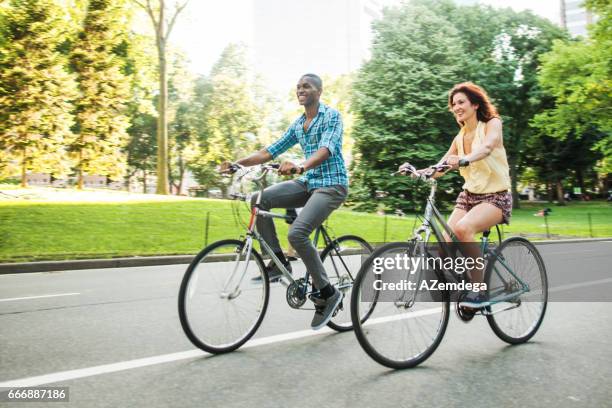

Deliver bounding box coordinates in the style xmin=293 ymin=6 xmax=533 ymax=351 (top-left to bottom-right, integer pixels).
xmin=250 ymin=180 xmax=309 ymax=256
xmin=287 ymin=185 xmax=347 ymax=290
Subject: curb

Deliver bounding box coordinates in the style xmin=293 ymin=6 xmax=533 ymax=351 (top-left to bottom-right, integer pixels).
xmin=0 ymin=237 xmax=610 ymax=275
xmin=0 ymin=255 xmax=195 ymax=274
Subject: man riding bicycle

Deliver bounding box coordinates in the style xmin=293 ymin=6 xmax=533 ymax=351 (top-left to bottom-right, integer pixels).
xmin=220 ymin=73 xmax=348 ymax=330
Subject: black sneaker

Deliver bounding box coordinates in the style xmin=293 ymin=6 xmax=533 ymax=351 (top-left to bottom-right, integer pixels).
xmin=311 ymin=287 xmax=343 ymax=330
xmin=309 ymin=292 xmax=325 ymax=311
xmin=458 ymin=290 xmax=489 ymax=309
xmin=252 ymin=261 xmax=292 ymax=282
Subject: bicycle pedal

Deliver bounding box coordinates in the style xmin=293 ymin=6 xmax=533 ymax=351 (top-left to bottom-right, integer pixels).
xmin=332 ymin=301 xmax=344 ymax=316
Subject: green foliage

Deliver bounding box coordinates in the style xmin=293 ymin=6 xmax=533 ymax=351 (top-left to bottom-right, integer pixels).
xmin=124 ymin=33 xmax=158 ymax=188
xmin=350 ymin=1 xmax=463 ymax=212
xmin=533 ymin=0 xmax=612 ymax=174
xmin=70 ymin=0 xmax=132 ymax=183
xmin=350 ymin=0 xmax=568 ymax=211
xmin=0 ymin=0 xmax=77 ymax=183
xmin=190 ymin=44 xmax=262 ymax=191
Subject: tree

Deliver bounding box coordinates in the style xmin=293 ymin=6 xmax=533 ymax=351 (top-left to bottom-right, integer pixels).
xmin=131 ymin=0 xmax=189 ymax=195
xmin=123 ymin=32 xmax=158 ymax=191
xmin=350 ymin=0 xmax=567 ymax=210
xmin=532 ymin=0 xmax=611 ymax=190
xmin=190 ymin=44 xmax=262 ymax=195
xmin=70 ymin=0 xmax=132 ymax=189
xmin=350 ymin=2 xmax=463 ymax=212
xmin=415 ymin=0 xmax=567 ymax=208
xmin=0 ymin=0 xmax=77 ymax=187
xmin=126 ymin=112 xmax=156 ymax=192
xmin=166 ymin=49 xmax=196 ymax=194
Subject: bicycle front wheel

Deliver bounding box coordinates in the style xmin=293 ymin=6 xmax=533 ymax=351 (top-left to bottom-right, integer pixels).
xmin=351 ymin=242 xmax=450 ymax=369
xmin=178 ymin=239 xmax=269 ymax=353
xmin=485 ymin=237 xmax=548 ymax=344
xmin=320 ymin=235 xmax=373 ymax=332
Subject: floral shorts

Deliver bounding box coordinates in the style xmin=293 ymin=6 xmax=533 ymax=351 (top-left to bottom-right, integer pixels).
xmin=455 ymin=190 xmax=513 ymax=225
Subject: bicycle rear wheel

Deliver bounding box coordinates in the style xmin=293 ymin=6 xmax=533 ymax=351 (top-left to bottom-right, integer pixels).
xmin=320 ymin=235 xmax=373 ymax=332
xmin=485 ymin=237 xmax=547 ymax=344
xmin=178 ymin=239 xmax=269 ymax=353
xmin=351 ymin=242 xmax=450 ymax=369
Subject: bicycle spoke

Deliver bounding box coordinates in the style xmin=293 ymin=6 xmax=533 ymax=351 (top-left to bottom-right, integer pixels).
xmin=485 ymin=238 xmax=547 ymax=344
xmin=178 ymin=240 xmax=269 ymax=353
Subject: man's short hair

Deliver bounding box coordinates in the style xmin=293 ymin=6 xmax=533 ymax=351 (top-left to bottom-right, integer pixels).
xmin=301 ymin=73 xmax=323 ymax=90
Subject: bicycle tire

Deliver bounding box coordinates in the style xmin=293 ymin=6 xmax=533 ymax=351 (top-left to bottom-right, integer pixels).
xmin=178 ymin=239 xmax=269 ymax=353
xmin=485 ymin=237 xmax=548 ymax=344
xmin=351 ymin=241 xmax=450 ymax=369
xmin=319 ymin=235 xmax=374 ymax=332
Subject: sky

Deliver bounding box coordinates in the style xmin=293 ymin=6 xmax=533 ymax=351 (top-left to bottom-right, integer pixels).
xmin=152 ymin=0 xmax=561 ymax=77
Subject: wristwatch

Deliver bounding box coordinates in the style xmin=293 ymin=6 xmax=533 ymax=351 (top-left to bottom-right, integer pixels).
xmin=458 ymin=158 xmax=470 ymax=167
xmin=298 ymin=165 xmax=306 ymax=174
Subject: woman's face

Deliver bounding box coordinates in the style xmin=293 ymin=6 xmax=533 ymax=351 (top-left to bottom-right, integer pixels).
xmin=451 ymin=92 xmax=478 ymax=123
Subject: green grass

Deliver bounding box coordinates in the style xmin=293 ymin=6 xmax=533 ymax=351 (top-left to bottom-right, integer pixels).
xmin=0 ymin=199 xmax=610 ymax=262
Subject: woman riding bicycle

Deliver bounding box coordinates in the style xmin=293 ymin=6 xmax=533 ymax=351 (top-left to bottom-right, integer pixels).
xmin=401 ymin=82 xmax=512 ymax=308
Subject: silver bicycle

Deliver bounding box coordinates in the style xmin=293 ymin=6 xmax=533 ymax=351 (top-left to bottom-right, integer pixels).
xmin=178 ymin=164 xmax=374 ymax=353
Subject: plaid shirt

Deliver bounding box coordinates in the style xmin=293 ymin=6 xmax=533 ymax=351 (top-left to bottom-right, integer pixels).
xmin=267 ymin=103 xmax=348 ymax=190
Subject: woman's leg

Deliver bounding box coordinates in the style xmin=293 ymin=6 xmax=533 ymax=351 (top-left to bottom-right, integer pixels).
xmin=452 ymin=203 xmax=503 ymax=282
xmin=444 ymin=208 xmax=467 ymax=242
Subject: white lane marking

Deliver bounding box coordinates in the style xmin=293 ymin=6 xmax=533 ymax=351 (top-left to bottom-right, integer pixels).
xmin=363 ymin=307 xmax=441 ymax=326
xmin=544 ymin=250 xmax=600 ymax=255
xmin=0 ymin=293 xmax=80 ymax=302
xmin=549 ymin=277 xmax=612 ymax=293
xmin=0 ymin=307 xmax=439 ymax=388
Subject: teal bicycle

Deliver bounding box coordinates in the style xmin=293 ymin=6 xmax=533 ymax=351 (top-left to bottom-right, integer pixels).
xmin=350 ymin=163 xmax=548 ymax=369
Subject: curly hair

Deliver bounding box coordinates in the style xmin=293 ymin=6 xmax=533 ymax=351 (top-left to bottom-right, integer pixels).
xmin=448 ymin=82 xmax=499 ymax=125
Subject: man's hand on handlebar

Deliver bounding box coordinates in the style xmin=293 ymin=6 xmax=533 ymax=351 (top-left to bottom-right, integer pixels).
xmin=279 ymin=160 xmax=300 ymax=176
xmin=219 ymin=161 xmax=240 ymax=174
xmin=219 ymin=160 xmax=304 ymax=176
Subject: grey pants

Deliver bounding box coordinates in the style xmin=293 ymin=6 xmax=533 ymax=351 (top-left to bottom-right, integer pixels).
xmin=250 ymin=180 xmax=348 ymax=289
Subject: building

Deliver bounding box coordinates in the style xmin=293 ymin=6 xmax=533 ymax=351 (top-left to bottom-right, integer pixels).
xmin=560 ymin=0 xmax=596 ymax=36
xmin=252 ymin=0 xmax=396 ymax=93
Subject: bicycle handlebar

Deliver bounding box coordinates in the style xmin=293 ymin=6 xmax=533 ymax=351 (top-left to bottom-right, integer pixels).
xmin=223 ymin=162 xmax=303 ymax=176
xmin=394 ymin=161 xmax=456 ymax=180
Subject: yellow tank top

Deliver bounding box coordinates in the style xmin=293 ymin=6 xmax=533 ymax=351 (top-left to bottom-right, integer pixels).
xmin=456 ymin=121 xmax=511 ymax=194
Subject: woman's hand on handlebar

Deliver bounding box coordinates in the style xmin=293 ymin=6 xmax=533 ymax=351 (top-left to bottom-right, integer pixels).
xmin=398 ymin=162 xmax=428 ymax=178
xmin=446 ymin=155 xmax=461 ymax=170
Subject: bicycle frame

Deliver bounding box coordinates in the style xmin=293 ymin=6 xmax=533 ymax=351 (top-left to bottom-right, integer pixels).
xmin=223 ymin=165 xmax=345 ymax=296
xmin=404 ymin=176 xmax=530 ymax=308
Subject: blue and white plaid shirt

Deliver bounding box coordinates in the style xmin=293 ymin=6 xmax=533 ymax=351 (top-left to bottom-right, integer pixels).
xmin=267 ymin=103 xmax=348 ymax=191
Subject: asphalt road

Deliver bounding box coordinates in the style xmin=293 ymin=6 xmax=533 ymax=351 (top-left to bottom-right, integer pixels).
xmin=1 ymin=241 xmax=611 ymax=407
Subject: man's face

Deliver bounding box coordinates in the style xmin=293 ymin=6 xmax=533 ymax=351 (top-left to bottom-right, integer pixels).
xmin=296 ymin=77 xmax=321 ymax=106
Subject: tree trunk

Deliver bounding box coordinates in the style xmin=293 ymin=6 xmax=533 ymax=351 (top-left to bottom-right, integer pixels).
xmin=155 ymin=19 xmax=169 ymax=194
xmin=20 ymin=148 xmax=27 ymax=188
xmin=556 ymin=179 xmax=565 ymax=206
xmin=546 ymin=180 xmax=553 ymax=202
xmin=143 ymin=169 xmax=147 ymax=194
xmin=576 ymin=167 xmax=585 ymax=193
xmin=77 ymin=150 xmax=84 ymax=190
xmin=509 ymin=159 xmax=520 ymax=209
xmin=177 ymin=165 xmax=184 ymax=195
